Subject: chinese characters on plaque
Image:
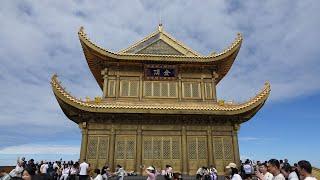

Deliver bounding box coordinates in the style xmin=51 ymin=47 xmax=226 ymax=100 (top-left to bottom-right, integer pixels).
xmin=144 ymin=64 xmax=177 ymax=80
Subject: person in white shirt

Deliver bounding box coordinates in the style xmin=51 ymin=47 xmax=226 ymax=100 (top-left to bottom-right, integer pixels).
xmin=70 ymin=164 xmax=78 ymax=180
xmin=280 ymin=163 xmax=299 ymax=180
xmin=9 ymin=159 xmax=24 ymax=178
xmin=267 ymin=159 xmax=285 ymax=180
xmin=196 ymin=167 xmax=205 ymax=180
xmin=53 ymin=161 xmax=59 ymax=170
xmin=94 ymin=169 xmax=103 ymax=180
xmin=297 ymin=160 xmax=317 ymax=180
xmin=101 ymin=165 xmax=110 ymax=180
xmin=243 ymin=160 xmax=253 ymax=179
xmin=209 ymin=165 xmax=218 ymax=180
xmin=288 ymin=171 xmax=299 ymax=180
xmin=225 ymin=162 xmax=242 ymax=180
xmin=79 ymin=159 xmax=89 ymax=180
xmin=40 ymin=161 xmax=49 ymax=174
xmin=114 ymin=165 xmax=125 ymax=180
xmin=60 ymin=164 xmax=70 ymax=180
xmin=255 ymin=163 xmax=273 ymax=180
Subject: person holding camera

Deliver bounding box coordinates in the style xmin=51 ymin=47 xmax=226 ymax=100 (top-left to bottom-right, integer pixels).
xmin=255 ymin=163 xmax=273 ymax=180
xmin=144 ymin=166 xmax=157 ymax=180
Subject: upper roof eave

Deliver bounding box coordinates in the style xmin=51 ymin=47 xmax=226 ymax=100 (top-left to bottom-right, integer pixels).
xmin=78 ymin=27 xmax=243 ymax=63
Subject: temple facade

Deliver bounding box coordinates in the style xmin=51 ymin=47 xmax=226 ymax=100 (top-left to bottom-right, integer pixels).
xmin=51 ymin=25 xmax=270 ymax=175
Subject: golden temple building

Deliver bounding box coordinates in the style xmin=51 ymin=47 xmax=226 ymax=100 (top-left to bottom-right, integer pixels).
xmin=51 ymin=25 xmax=270 ymax=175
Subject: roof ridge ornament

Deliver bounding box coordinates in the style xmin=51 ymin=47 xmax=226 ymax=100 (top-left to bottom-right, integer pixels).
xmin=79 ymin=26 xmax=86 ymax=36
xmin=158 ymin=23 xmax=163 ymax=32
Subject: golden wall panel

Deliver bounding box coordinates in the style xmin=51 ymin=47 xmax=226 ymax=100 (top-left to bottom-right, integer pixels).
xmin=213 ymin=136 xmax=235 ymax=174
xmin=83 ymin=125 xmax=239 ymax=175
xmin=86 ymin=135 xmax=110 ymax=169
xmin=142 ymin=136 xmax=181 ymax=172
xmin=187 ymin=136 xmax=208 ymax=174
xmin=114 ymin=135 xmax=136 ymax=171
xmin=87 ymin=136 xmax=98 ymax=159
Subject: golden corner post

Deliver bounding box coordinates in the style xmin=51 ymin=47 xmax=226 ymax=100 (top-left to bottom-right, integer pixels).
xmin=51 ymin=24 xmax=270 ymax=175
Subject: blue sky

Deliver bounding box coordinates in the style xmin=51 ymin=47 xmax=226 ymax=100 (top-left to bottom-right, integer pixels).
xmin=0 ymin=0 xmax=319 ymax=167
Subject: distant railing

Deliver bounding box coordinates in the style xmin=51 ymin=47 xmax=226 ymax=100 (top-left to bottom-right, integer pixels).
xmin=0 ymin=166 xmax=14 ymax=173
xmin=313 ymin=167 xmax=320 ymax=180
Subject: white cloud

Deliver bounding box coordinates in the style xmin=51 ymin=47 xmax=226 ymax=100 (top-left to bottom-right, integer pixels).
xmin=0 ymin=144 xmax=80 ymax=155
xmin=239 ymin=137 xmax=260 ymax=141
xmin=0 ymin=0 xmax=319 ymax=153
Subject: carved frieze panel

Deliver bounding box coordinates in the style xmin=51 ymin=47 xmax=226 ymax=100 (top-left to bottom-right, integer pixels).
xmin=143 ymin=136 xmax=181 ymax=160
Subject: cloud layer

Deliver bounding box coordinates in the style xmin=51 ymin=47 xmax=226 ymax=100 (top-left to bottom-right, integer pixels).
xmin=0 ymin=144 xmax=79 ymax=154
xmin=0 ymin=0 xmax=319 ymax=155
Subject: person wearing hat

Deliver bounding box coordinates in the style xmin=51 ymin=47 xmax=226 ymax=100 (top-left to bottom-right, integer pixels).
xmin=225 ymin=163 xmax=242 ymax=180
xmin=145 ymin=166 xmax=156 ymax=180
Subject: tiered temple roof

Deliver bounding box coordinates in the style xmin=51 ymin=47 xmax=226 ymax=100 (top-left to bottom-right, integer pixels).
xmin=78 ymin=26 xmax=243 ymax=89
xmin=52 ymin=25 xmax=270 ymax=124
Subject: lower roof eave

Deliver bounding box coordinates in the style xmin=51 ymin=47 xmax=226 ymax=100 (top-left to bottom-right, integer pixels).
xmin=51 ymin=74 xmax=270 ymax=125
xmin=55 ymin=94 xmax=268 ymax=125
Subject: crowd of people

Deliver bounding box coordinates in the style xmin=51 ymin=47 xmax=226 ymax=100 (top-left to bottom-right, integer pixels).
xmin=0 ymin=158 xmax=179 ymax=180
xmin=0 ymin=157 xmax=317 ymax=180
xmin=223 ymin=159 xmax=317 ymax=180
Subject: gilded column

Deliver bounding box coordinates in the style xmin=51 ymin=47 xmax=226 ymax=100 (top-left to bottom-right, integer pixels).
xmin=207 ymin=127 xmax=213 ymax=166
xmin=212 ymin=71 xmax=219 ymax=102
xmin=102 ymin=68 xmax=108 ymax=98
xmin=136 ymin=125 xmax=142 ymax=175
xmin=109 ymin=125 xmax=116 ymax=171
xmin=182 ymin=125 xmax=188 ymax=175
xmin=139 ymin=74 xmax=143 ymax=101
xmin=116 ymin=63 xmax=120 ymax=99
xmin=178 ymin=73 xmax=182 ymax=101
xmin=79 ymin=122 xmax=88 ymax=161
xmin=201 ymin=75 xmax=205 ymax=101
xmin=233 ymin=124 xmax=241 ymax=167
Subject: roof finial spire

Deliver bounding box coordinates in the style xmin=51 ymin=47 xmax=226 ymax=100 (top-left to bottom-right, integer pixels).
xmin=158 ymin=12 xmax=163 ymax=32
xmin=158 ymin=23 xmax=163 ymax=32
